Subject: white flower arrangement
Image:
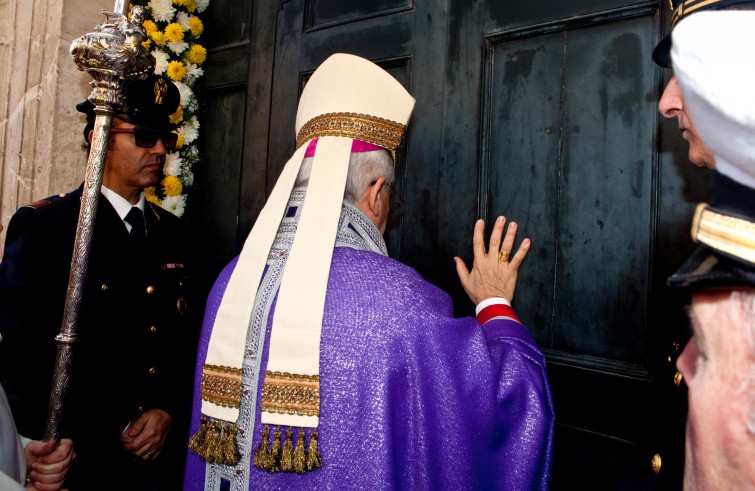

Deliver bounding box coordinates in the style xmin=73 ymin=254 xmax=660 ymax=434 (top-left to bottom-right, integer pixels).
xmin=132 ymin=0 xmax=209 ymax=217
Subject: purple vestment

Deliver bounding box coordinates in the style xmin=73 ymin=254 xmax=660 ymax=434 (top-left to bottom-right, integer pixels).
xmin=185 ymin=244 xmax=554 ymax=490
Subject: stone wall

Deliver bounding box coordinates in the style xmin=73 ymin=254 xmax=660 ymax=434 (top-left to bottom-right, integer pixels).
xmin=0 ymin=0 xmax=111 ymax=257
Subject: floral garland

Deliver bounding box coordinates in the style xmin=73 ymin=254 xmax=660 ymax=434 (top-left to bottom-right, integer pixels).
xmin=129 ymin=0 xmax=209 ymax=217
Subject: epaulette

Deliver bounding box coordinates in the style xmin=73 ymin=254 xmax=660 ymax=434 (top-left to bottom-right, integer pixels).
xmin=146 ymin=201 xmax=163 ymax=221
xmin=22 ymin=192 xmax=71 ymax=211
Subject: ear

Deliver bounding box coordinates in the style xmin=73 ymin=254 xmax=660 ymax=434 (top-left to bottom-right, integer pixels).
xmin=364 ymin=176 xmax=386 ymax=218
xmin=87 ymin=130 xmax=94 ymax=144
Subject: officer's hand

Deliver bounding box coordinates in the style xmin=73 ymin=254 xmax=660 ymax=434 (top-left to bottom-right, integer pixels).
xmin=120 ymin=409 xmax=172 ymax=461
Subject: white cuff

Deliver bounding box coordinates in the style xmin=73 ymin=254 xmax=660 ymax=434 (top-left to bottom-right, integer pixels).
xmin=475 ymin=297 xmax=511 ymax=316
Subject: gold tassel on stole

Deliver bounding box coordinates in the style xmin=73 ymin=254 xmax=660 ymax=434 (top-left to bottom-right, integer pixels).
xmin=253 ymin=425 xmax=322 ymax=474
xmin=187 ymin=416 xmax=242 ymax=466
xmin=270 ymin=427 xmax=282 ymax=472
xmin=306 ymin=429 xmax=323 ymax=471
xmin=292 ymin=429 xmax=306 ymax=474
xmin=253 ymin=425 xmax=273 ymax=469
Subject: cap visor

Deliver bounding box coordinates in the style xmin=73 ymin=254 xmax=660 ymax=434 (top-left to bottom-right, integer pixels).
xmin=653 ymin=34 xmax=672 ymax=67
xmin=668 ymin=245 xmax=755 ymax=291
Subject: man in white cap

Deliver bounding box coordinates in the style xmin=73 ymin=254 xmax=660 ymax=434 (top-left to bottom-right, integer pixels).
xmin=184 ymin=53 xmax=554 ymax=490
xmin=666 ymin=11 xmax=755 ymax=490
xmin=654 ymin=0 xmax=755 ymax=169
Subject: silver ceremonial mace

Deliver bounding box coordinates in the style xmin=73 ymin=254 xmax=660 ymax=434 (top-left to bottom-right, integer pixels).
xmin=44 ymin=0 xmax=155 ymax=440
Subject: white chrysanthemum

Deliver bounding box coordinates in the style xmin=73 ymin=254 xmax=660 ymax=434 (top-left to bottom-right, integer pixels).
xmin=164 ymin=153 xmax=184 ymax=176
xmin=185 ymin=63 xmax=205 ymax=84
xmin=181 ymin=169 xmax=195 ymax=187
xmin=167 ymin=41 xmax=189 ymax=55
xmin=195 ymin=0 xmax=210 ymax=13
xmin=152 ymin=49 xmax=170 ymax=75
xmin=161 ymin=195 xmax=187 ymax=217
xmin=173 ymin=81 xmax=196 ymax=110
xmin=189 ymin=115 xmax=200 ymax=130
xmin=176 ymin=11 xmax=191 ymax=30
xmin=184 ymin=144 xmax=199 ymax=157
xmin=179 ymin=118 xmax=199 ymax=144
xmin=148 ymin=0 xmax=175 ymax=22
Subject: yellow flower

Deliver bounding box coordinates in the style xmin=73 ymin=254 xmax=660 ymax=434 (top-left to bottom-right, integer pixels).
xmin=172 ymin=0 xmax=186 ymax=5
xmin=145 ymin=187 xmax=161 ymax=206
xmin=184 ymin=44 xmax=207 ymax=65
xmin=169 ymin=105 xmax=184 ymax=124
xmin=164 ymin=23 xmax=184 ymax=43
xmin=185 ymin=0 xmax=197 ymax=12
xmin=150 ymin=30 xmax=167 ymax=46
xmin=142 ymin=20 xmax=158 ymax=36
xmin=174 ymin=131 xmax=185 ymax=149
xmin=188 ymin=17 xmax=204 ymax=36
xmin=166 ymin=61 xmax=187 ymax=81
xmin=141 ymin=40 xmax=152 ymax=49
xmin=161 ymin=175 xmax=183 ymax=197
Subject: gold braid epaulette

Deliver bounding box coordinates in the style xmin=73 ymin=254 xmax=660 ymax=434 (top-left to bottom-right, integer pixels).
xmin=296 ymin=112 xmax=406 ymax=153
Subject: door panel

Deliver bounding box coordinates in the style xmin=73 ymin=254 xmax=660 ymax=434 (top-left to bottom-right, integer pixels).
xmin=485 ymin=8 xmax=656 ymax=367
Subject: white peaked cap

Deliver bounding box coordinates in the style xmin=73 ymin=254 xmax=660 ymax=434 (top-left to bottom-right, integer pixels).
xmin=671 ymin=11 xmax=755 ymax=189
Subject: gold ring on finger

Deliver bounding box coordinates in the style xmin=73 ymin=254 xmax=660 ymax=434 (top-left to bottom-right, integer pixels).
xmin=498 ymin=251 xmax=510 ymax=263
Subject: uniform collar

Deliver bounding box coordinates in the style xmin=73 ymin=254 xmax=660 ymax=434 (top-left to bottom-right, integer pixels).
xmin=101 ymin=185 xmax=146 ymax=222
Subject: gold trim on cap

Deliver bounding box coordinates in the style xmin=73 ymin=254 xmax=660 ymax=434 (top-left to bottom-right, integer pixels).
xmin=672 ymin=0 xmax=726 ymax=26
xmin=691 ymin=203 xmax=755 ymax=266
xmin=296 ymin=112 xmax=406 ymax=152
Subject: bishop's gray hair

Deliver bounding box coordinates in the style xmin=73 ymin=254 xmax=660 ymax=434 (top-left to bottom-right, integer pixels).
xmin=295 ymin=147 xmax=395 ymax=203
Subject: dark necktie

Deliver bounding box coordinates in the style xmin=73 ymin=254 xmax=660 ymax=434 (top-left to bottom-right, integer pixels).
xmin=125 ymin=207 xmax=147 ymax=250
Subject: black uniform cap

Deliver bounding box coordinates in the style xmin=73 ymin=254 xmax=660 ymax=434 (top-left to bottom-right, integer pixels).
xmin=668 ymin=173 xmax=755 ymax=292
xmin=77 ymin=75 xmax=181 ymax=142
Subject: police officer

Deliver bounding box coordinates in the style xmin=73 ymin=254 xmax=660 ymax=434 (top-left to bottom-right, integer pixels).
xmin=666 ymin=11 xmax=755 ymax=489
xmin=0 ymin=75 xmax=201 ymax=490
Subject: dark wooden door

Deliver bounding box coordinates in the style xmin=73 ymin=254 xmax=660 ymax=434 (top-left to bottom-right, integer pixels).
xmin=195 ymin=0 xmax=712 ymax=488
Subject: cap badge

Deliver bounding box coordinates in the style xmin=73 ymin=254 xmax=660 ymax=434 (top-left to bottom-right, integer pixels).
xmin=154 ymin=78 xmax=168 ymax=105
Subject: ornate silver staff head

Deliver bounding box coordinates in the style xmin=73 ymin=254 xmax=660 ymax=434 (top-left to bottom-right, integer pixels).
xmin=70 ymin=6 xmax=156 ymax=113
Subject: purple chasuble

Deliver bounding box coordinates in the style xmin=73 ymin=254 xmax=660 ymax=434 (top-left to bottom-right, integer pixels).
xmin=185 ymin=196 xmax=554 ymax=490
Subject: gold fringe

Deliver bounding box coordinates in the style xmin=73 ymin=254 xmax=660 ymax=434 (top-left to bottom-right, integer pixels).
xmin=188 ymin=417 xmax=242 ymax=466
xmin=293 ymin=429 xmax=306 ymax=474
xmin=253 ymin=425 xmax=273 ymax=470
xmin=220 ymin=423 xmax=242 ymax=465
xmin=270 ymin=427 xmax=282 ymax=472
xmin=306 ymin=429 xmax=323 ymax=471
xmin=280 ymin=427 xmax=294 ymax=471
xmin=187 ymin=416 xmax=210 ymax=458
xmin=208 ymin=421 xmax=224 ymax=463
xmin=253 ymin=425 xmax=323 ymax=474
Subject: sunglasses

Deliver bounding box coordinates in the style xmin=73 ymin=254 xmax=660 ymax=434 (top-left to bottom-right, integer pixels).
xmin=110 ymin=127 xmax=178 ymax=152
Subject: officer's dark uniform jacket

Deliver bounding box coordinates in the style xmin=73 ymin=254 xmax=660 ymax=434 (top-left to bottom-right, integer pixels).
xmin=0 ymin=184 xmax=201 ymax=490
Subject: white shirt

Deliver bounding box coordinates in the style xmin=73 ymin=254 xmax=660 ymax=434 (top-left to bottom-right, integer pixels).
xmin=101 ymin=186 xmax=147 ymax=235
